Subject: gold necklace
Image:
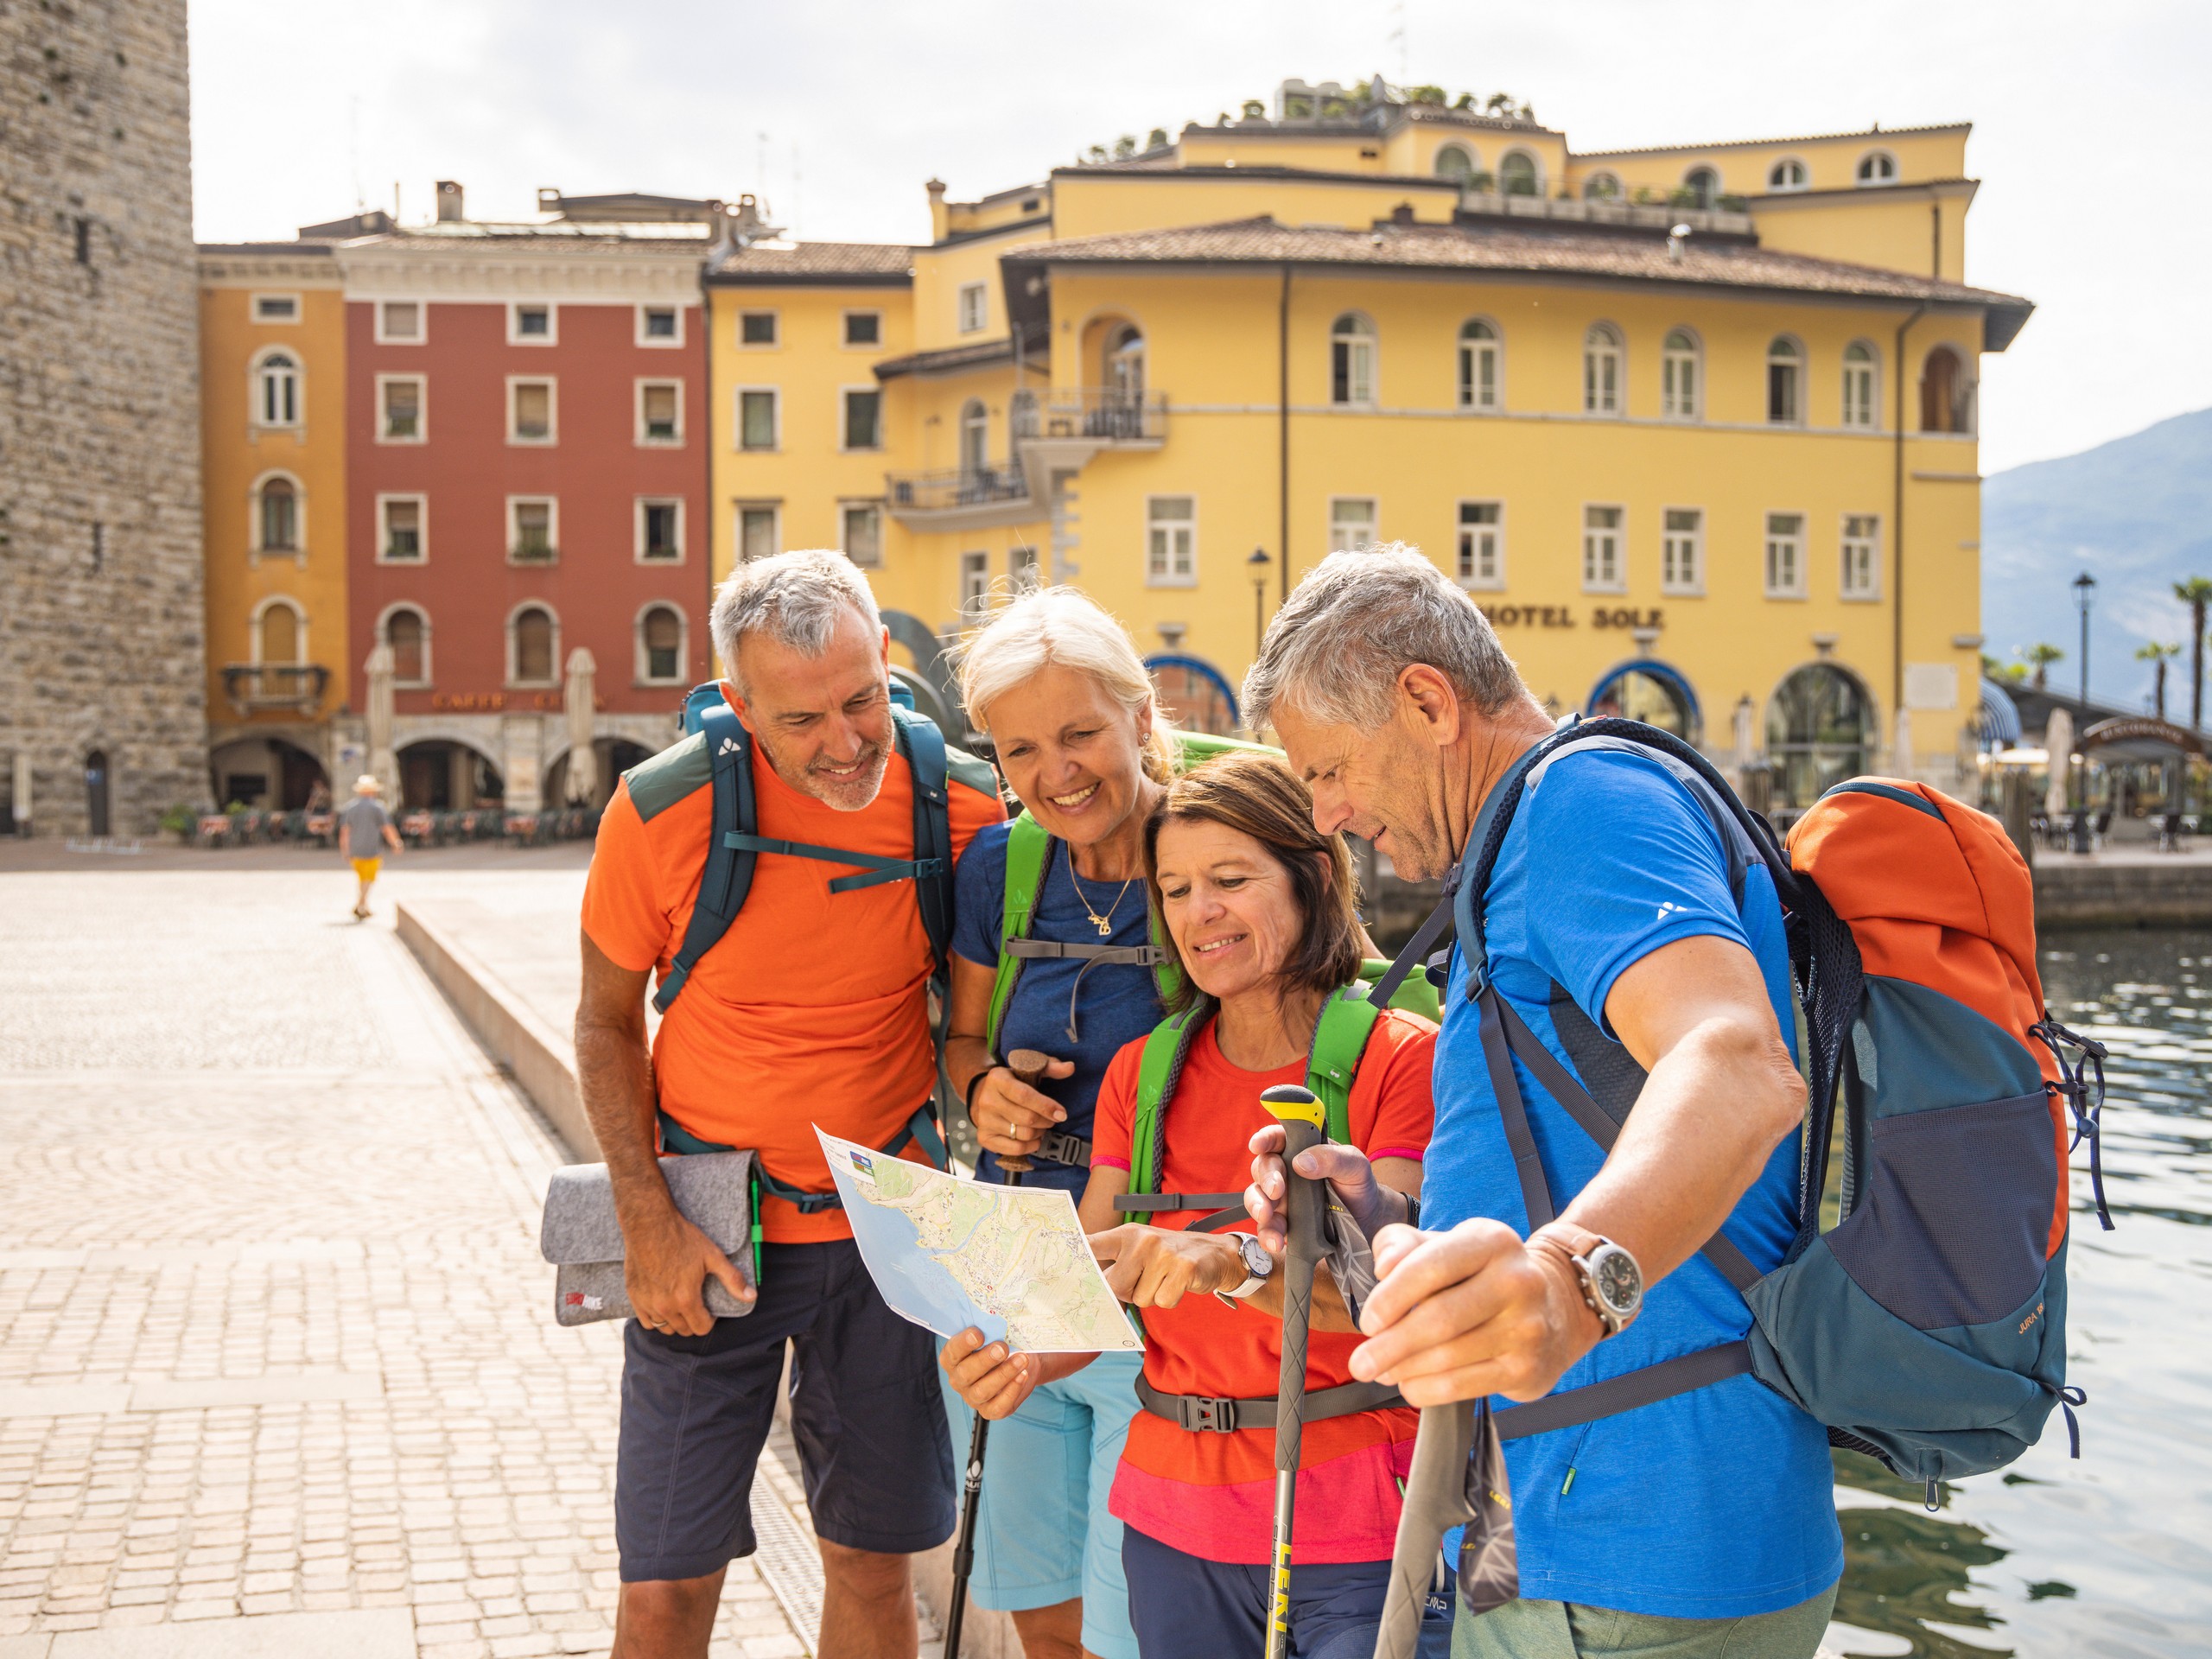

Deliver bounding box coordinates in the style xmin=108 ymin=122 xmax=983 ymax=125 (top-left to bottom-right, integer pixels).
xmin=1066 ymin=850 xmax=1134 ymax=938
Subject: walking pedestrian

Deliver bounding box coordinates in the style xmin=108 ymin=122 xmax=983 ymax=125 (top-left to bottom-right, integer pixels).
xmin=1243 ymin=545 xmax=1840 ymax=1657
xmin=943 ymin=752 xmax=1447 ymax=1659
xmin=334 ymin=774 xmax=399 ymax=918
xmin=575 ymin=550 xmax=1006 ymax=1659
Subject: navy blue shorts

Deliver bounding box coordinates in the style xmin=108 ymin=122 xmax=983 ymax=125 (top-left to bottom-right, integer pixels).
xmin=615 ymin=1238 xmax=956 ymax=1582
xmin=1123 ymin=1525 xmax=1456 ymax=1659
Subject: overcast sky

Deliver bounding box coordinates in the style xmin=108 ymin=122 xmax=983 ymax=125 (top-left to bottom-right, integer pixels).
xmin=188 ymin=0 xmax=2208 ymax=475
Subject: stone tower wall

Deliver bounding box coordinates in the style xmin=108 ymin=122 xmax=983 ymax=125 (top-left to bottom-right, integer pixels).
xmin=1 ymin=0 xmax=207 ymax=836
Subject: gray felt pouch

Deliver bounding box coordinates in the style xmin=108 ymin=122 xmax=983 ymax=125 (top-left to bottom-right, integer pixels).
xmin=538 ymin=1150 xmax=757 ymax=1326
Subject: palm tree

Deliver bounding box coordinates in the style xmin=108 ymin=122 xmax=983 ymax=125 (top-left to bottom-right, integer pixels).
xmin=2020 ymin=642 xmax=2065 ymax=692
xmin=2137 ymin=641 xmax=2182 ymax=720
xmin=2177 ymin=577 xmax=2212 ymax=729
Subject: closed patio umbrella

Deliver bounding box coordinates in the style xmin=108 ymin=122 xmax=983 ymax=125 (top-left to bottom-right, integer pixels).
xmin=1731 ymin=696 xmax=1756 ymax=791
xmin=2044 ymin=708 xmax=2074 ymax=818
xmin=565 ymin=647 xmax=598 ymax=807
xmin=365 ymin=641 xmax=397 ymax=798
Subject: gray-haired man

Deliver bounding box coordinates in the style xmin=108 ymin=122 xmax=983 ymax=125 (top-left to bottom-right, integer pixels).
xmin=1242 ymin=545 xmax=1840 ymax=1656
xmin=575 ymin=550 xmax=1005 ymax=1658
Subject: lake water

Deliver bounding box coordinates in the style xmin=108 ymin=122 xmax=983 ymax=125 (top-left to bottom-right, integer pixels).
xmin=1826 ymin=928 xmax=2212 ymax=1658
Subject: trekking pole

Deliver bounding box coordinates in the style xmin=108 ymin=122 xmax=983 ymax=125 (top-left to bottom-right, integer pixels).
xmin=943 ymin=1049 xmax=1051 ymax=1659
xmin=1260 ymin=1083 xmax=1327 ymax=1659
xmin=1370 ymin=1401 xmax=1478 ymax=1659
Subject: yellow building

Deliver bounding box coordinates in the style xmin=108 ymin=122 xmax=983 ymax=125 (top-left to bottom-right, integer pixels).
xmin=198 ymin=239 xmax=352 ymax=808
xmin=705 ymin=79 xmax=2031 ymax=807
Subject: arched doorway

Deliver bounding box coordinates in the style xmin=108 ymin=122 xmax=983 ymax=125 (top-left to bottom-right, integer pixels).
xmin=1767 ymin=664 xmax=1873 ymax=807
xmin=1146 ymin=653 xmax=1239 ymax=738
xmin=1586 ymin=660 xmax=1701 ymax=742
xmin=210 ymin=737 xmax=330 ymax=810
xmin=543 ymin=738 xmax=653 ymax=810
xmin=84 ymin=749 xmax=110 ymax=836
xmin=397 ymin=740 xmax=504 ymax=810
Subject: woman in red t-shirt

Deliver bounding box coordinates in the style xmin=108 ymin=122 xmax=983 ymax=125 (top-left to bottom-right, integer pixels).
xmin=941 ymin=752 xmax=1447 ymax=1659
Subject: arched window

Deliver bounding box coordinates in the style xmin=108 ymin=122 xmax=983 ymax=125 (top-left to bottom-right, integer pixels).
xmin=1920 ymin=346 xmax=1972 ymax=434
xmin=1857 ymin=150 xmax=1897 ymax=187
xmin=1433 ymin=143 xmax=1478 ymax=185
xmin=1331 ymin=313 xmax=1376 ymax=407
xmin=1583 ymin=323 xmax=1622 ymax=415
xmin=1842 ymin=340 xmax=1878 ymax=429
xmin=1583 ymin=172 xmax=1622 ymax=201
xmin=1457 ymin=319 xmax=1500 ymax=411
xmin=253 ymin=351 xmax=300 ymax=427
xmin=254 ymin=598 xmax=303 ymax=665
xmin=639 ymin=604 xmax=684 ymax=684
xmin=384 ymin=607 xmax=429 ymax=686
xmin=510 ymin=605 xmax=557 ymax=686
xmin=958 ymin=399 xmax=988 ymax=476
xmin=1766 ymin=336 xmax=1802 ymax=424
xmin=1498 ymin=151 xmax=1540 ymax=197
xmin=1767 ymin=664 xmax=1873 ymax=807
xmin=1767 ymin=158 xmax=1808 ymax=192
xmin=1661 ymin=328 xmax=1700 ymax=420
xmin=1683 ymin=166 xmax=1720 ymax=208
xmin=254 ymin=474 xmax=300 ymax=553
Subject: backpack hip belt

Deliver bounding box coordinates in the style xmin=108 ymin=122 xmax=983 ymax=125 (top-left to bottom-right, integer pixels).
xmin=1135 ymin=1372 xmax=1403 ymax=1434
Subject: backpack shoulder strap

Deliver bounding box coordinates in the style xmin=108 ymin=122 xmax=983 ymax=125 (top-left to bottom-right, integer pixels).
xmin=1127 ymin=1007 xmax=1205 ymax=1198
xmin=1306 ymin=988 xmax=1382 ymax=1145
xmin=894 ymin=706 xmax=954 ymax=976
xmin=653 ymin=702 xmax=757 ymax=1014
xmin=986 ymin=813 xmax=1052 ymax=1056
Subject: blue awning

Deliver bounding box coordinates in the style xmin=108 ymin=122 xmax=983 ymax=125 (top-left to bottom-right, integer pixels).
xmin=1977 ymin=679 xmax=2023 ymax=746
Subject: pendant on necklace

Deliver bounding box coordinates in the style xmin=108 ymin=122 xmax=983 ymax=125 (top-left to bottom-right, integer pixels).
xmin=1095 ymin=916 xmax=1112 ymax=937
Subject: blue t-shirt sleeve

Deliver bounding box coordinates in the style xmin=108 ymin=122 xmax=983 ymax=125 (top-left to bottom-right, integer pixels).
xmin=1518 ymin=751 xmax=1751 ymax=1030
xmin=950 ymin=819 xmax=1011 ymax=969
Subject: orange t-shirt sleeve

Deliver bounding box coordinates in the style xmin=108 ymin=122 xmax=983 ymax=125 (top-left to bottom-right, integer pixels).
xmin=579 ymin=784 xmax=673 ymax=976
xmin=1357 ymin=1012 xmax=1439 ymax=1165
xmin=1089 ymin=1038 xmax=1145 ymax=1173
xmin=947 ymin=769 xmax=1007 ymax=861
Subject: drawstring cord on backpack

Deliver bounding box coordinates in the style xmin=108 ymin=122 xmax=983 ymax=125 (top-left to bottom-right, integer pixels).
xmin=2031 ymin=1016 xmax=2113 ymax=1232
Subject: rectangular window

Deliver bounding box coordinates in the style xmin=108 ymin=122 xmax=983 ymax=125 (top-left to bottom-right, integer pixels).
xmin=639 ymin=380 xmax=681 ymax=444
xmin=1147 ymin=496 xmax=1197 ymax=587
xmin=1662 ymin=508 xmax=1703 ymax=595
xmin=1582 ymin=505 xmax=1624 ymax=592
xmin=1458 ymin=332 xmax=1498 ymax=410
xmin=1764 ymin=512 xmax=1807 ymax=597
xmin=1768 ymin=359 xmax=1800 ymax=424
xmin=511 ymin=302 xmax=554 ymax=343
xmin=738 ymin=388 xmax=778 ymax=451
xmin=1843 ymin=358 xmax=1877 ymax=429
xmin=1841 ymin=514 xmax=1881 ymax=599
xmin=1456 ymin=501 xmax=1503 ymax=589
xmin=961 ymin=550 xmax=989 ymax=608
xmin=842 ymin=388 xmax=883 ymax=451
xmin=844 ymin=310 xmax=882 ymax=347
xmin=252 ymin=293 xmax=298 ymax=322
xmin=378 ymin=375 xmax=423 ymax=442
xmin=377 ymin=300 xmax=421 ymax=343
xmin=639 ymin=499 xmax=683 ymax=563
xmin=1010 ymin=543 xmax=1040 ymax=588
xmin=1332 ymin=334 xmax=1376 ymax=407
xmin=511 ymin=378 xmax=554 ymax=443
xmin=842 ymin=503 xmax=884 ymax=569
xmin=957 ymin=283 xmax=987 ymax=334
xmin=738 ymin=504 xmax=779 ymax=563
xmin=510 ymin=497 xmax=558 ymax=564
xmin=1329 ymin=497 xmax=1377 ymax=553
xmin=378 ymin=496 xmax=424 ymax=563
xmin=638 ymin=304 xmax=681 ymax=346
xmin=740 ymin=310 xmax=778 ymax=346
xmin=642 ymin=609 xmax=683 ymax=683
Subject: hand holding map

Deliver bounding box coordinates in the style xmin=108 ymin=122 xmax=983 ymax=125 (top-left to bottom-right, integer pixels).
xmin=815 ymin=1128 xmax=1141 ymax=1354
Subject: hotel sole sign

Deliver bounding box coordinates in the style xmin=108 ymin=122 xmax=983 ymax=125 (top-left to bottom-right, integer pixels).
xmin=1480 ymin=606 xmax=1665 ymax=631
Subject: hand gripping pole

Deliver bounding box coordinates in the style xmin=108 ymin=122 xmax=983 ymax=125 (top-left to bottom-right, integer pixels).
xmin=1262 ymin=1084 xmax=1326 ymax=1659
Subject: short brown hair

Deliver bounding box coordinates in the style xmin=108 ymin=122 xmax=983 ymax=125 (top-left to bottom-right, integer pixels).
xmin=1143 ymin=750 xmax=1364 ymax=1015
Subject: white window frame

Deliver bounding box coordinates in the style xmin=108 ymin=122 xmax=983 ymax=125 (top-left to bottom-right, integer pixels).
xmin=1842 ymin=342 xmax=1880 ymax=431
xmin=374 ymin=299 xmax=424 ymax=345
xmin=839 ymin=385 xmax=885 ymax=453
xmin=507 ymin=302 xmax=557 ymax=346
xmin=957 ymin=283 xmax=988 ymax=335
xmin=735 ymin=501 xmax=781 ymax=563
xmin=1583 ymin=324 xmax=1623 ymax=416
xmin=1661 ymin=507 xmax=1704 ymax=597
xmin=1764 ymin=512 xmax=1808 ymax=599
xmin=251 ymin=292 xmax=301 ymax=324
xmin=376 ymin=372 xmax=426 ymax=444
xmin=634 ymin=496 xmax=685 ymax=564
xmin=635 ymin=602 xmax=689 ymax=686
xmin=1327 ymin=495 xmax=1378 ymax=554
xmin=1767 ymin=156 xmax=1809 ymax=194
xmin=250 ymin=594 xmax=309 ymax=666
xmin=378 ymin=602 xmax=432 ymax=687
xmin=249 ymin=347 xmax=302 ymax=430
xmin=1456 ymin=500 xmax=1505 ymax=591
xmin=735 ymin=386 xmax=779 ymax=452
xmin=635 ymin=378 xmax=683 ymax=447
xmin=737 ymin=309 xmax=780 ymax=349
xmin=1661 ymin=328 xmax=1701 ymax=422
xmin=1856 ymin=149 xmax=1899 ymax=188
xmin=960 ymin=550 xmax=990 ymax=611
xmin=1145 ymin=494 xmax=1198 ymax=588
xmin=376 ymin=493 xmax=428 ymax=566
xmin=1766 ymin=337 xmax=1804 ymax=427
xmin=506 ymin=495 xmax=561 ymax=566
xmin=840 ymin=500 xmax=886 ymax=569
xmin=1330 ymin=313 xmax=1377 ymax=409
xmin=507 ymin=375 xmax=557 ymax=446
xmin=842 ymin=309 xmax=885 ymax=349
xmin=635 ymin=302 xmax=684 ymax=348
xmin=1581 ymin=504 xmax=1626 ymax=594
xmin=1458 ymin=319 xmax=1502 ymax=412
xmin=505 ymin=601 xmax=562 ymax=689
xmin=1840 ymin=514 xmax=1883 ymax=601
xmin=248 ymin=469 xmax=307 ymax=561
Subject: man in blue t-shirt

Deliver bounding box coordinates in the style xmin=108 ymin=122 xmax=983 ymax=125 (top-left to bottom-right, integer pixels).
xmin=1243 ymin=546 xmax=1841 ymax=1657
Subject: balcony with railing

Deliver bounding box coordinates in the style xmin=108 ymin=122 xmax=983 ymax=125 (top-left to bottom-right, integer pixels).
xmin=884 ymin=464 xmax=1031 ymax=523
xmin=220 ymin=662 xmax=331 ymax=716
xmin=1012 ymin=388 xmax=1166 ymax=446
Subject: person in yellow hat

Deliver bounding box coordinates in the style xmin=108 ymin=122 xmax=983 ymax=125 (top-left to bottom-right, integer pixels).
xmin=336 ymin=773 xmax=401 ymax=918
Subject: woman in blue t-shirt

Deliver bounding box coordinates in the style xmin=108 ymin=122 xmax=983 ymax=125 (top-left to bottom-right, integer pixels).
xmin=941 ymin=587 xmax=1176 ymax=1659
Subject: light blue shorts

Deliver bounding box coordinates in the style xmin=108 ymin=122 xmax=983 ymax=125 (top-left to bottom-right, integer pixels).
xmin=940 ymin=1350 xmax=1143 ymax=1659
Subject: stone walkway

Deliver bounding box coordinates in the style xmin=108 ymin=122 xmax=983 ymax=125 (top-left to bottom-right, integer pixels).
xmin=0 ymin=861 xmax=815 ymax=1659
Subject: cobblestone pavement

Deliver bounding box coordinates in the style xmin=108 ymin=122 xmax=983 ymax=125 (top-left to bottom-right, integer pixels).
xmin=0 ymin=864 xmax=815 ymax=1659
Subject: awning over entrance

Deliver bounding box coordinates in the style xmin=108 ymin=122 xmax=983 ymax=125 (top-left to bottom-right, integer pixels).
xmin=1587 ymin=658 xmax=1701 ymax=741
xmin=2079 ymin=715 xmax=2206 ymax=765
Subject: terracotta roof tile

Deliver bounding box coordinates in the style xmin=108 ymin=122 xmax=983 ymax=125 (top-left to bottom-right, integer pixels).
xmin=706 ymin=241 xmax=916 ymax=284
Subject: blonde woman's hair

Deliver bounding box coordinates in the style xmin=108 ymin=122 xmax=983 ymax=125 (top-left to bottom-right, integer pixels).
xmin=954 ymin=587 xmax=1176 ymax=783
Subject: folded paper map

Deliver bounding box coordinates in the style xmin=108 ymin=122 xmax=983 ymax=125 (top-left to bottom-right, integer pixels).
xmin=815 ymin=1127 xmax=1143 ymax=1354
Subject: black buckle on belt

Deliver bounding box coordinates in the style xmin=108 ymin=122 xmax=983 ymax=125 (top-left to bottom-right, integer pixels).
xmin=1039 ymin=1130 xmax=1092 ymax=1168
xmin=1178 ymin=1395 xmax=1241 ymax=1433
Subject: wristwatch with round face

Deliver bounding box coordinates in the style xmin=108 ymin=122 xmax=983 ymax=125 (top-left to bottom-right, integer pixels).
xmin=1215 ymin=1232 xmax=1276 ymax=1307
xmin=1536 ymin=1224 xmax=1643 ymax=1338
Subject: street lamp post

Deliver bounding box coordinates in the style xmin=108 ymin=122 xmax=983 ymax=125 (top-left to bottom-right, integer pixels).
xmin=2071 ymin=571 xmax=2097 ymax=854
xmin=1249 ymin=546 xmax=1272 ymax=656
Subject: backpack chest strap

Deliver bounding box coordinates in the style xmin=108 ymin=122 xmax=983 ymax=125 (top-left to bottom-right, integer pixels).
xmin=1004 ymin=938 xmax=1165 ymax=965
xmin=721 ymin=831 xmax=945 ymax=893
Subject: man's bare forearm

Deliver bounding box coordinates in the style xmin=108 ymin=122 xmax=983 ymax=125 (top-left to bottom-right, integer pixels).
xmin=575 ymin=1015 xmax=679 ymax=1230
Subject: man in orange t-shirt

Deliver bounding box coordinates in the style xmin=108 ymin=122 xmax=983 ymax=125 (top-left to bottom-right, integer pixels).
xmin=575 ymin=550 xmax=1002 ymax=1659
